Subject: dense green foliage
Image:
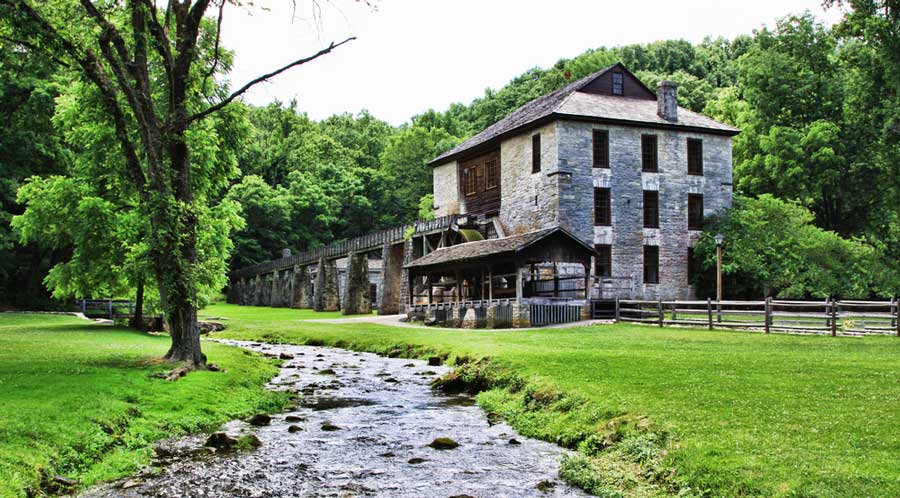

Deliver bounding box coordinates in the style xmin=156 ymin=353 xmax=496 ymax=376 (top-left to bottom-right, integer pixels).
xmin=207 ymin=303 xmax=900 ymax=497
xmin=2 ymin=2 xmax=898 ymax=306
xmin=693 ymin=195 xmax=896 ymax=298
xmin=0 ymin=313 xmax=289 ymax=498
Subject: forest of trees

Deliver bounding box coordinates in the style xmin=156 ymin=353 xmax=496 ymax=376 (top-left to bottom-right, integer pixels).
xmin=2 ymin=2 xmax=898 ymax=309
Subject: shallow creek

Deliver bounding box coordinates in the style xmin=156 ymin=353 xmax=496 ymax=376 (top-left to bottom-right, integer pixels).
xmin=81 ymin=341 xmax=587 ymax=498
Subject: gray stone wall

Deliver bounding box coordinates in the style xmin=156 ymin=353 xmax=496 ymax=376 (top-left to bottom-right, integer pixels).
xmin=342 ymin=252 xmax=372 ymax=315
xmin=433 ymin=161 xmax=460 ymax=217
xmin=515 ymin=119 xmax=733 ymax=300
xmin=314 ymin=257 xmax=340 ymax=311
xmin=379 ymin=243 xmax=404 ymax=315
xmin=498 ymin=122 xmax=560 ymax=235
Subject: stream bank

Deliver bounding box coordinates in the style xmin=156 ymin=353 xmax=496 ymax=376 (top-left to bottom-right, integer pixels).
xmin=79 ymin=340 xmax=587 ymax=498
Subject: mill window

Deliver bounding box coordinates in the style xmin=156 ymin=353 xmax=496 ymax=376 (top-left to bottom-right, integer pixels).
xmin=593 ymin=129 xmax=609 ymax=168
xmin=644 ymin=246 xmax=659 ymax=284
xmin=641 ymin=134 xmax=658 ymax=172
xmin=594 ymin=187 xmax=611 ymax=226
xmin=595 ymin=244 xmax=612 ymax=278
xmin=688 ymin=194 xmax=704 ymax=230
xmin=532 ymin=134 xmax=541 ymax=173
xmin=485 ymin=159 xmax=499 ymax=189
xmin=612 ymin=72 xmax=624 ymax=95
xmin=464 ymin=167 xmax=477 ymax=196
xmin=643 ymin=190 xmax=659 ymax=228
xmin=688 ymin=138 xmax=703 ymax=175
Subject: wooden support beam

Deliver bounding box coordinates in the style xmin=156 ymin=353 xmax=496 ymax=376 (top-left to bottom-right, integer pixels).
xmin=831 ymin=299 xmax=838 ymax=337
xmin=488 ymin=269 xmax=493 ymax=302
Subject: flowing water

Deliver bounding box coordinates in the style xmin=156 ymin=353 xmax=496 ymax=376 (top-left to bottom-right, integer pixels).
xmin=81 ymin=341 xmax=587 ymax=498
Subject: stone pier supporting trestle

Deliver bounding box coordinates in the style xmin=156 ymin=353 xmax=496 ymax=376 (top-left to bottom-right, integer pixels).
xmin=314 ymin=256 xmax=340 ymax=312
xmin=342 ymin=252 xmax=371 ymax=315
xmin=379 ymin=243 xmax=404 ymax=315
xmin=292 ymin=265 xmax=313 ymax=309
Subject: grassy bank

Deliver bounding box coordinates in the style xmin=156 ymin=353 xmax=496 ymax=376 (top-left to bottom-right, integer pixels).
xmin=0 ymin=313 xmax=289 ymax=498
xmin=205 ymin=303 xmax=900 ymax=497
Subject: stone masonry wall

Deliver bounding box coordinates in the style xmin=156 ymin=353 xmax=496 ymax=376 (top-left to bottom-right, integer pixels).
xmin=498 ymin=121 xmax=559 ymax=235
xmin=433 ymin=160 xmax=459 ymax=217
xmin=342 ymin=252 xmax=372 ymax=315
xmin=555 ymin=120 xmax=733 ymax=300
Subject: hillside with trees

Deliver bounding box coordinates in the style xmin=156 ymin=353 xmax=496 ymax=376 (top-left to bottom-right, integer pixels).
xmin=2 ymin=2 xmax=898 ymax=309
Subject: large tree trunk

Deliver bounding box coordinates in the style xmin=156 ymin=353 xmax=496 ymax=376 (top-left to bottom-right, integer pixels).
xmin=157 ymin=122 xmax=205 ymax=365
xmin=163 ymin=297 xmax=205 ymax=364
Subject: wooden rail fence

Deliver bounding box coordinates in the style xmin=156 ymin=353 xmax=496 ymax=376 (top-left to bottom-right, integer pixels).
xmin=616 ymin=298 xmax=900 ymax=337
xmin=231 ymin=215 xmax=457 ymax=280
xmin=77 ymin=299 xmax=135 ymax=318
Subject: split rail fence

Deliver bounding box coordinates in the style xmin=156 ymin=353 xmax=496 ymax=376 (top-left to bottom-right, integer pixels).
xmin=616 ymin=298 xmax=900 ymax=337
xmin=77 ymin=299 xmax=136 ymax=319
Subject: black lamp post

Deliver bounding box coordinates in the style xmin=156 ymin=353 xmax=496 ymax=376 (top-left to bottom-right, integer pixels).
xmin=714 ymin=233 xmax=724 ymax=322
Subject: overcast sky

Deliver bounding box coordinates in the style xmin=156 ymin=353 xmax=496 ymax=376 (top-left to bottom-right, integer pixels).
xmin=218 ymin=0 xmax=843 ymax=126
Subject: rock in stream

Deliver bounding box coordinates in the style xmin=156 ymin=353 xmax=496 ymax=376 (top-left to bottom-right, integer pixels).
xmin=80 ymin=340 xmax=586 ymax=498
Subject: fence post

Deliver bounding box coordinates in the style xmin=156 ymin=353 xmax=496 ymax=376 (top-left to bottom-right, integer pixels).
xmin=764 ymin=297 xmax=771 ymax=334
xmin=657 ymin=299 xmax=663 ymax=327
xmin=707 ymin=298 xmax=713 ymax=330
xmin=80 ymin=299 xmax=86 ymax=314
xmin=108 ymin=299 xmax=113 ymax=318
xmin=831 ymin=299 xmax=837 ymax=337
xmin=614 ymin=297 xmax=620 ymax=322
xmin=672 ymin=301 xmax=678 ymax=321
xmin=717 ymin=298 xmax=722 ymax=323
xmin=893 ymin=297 xmax=899 ymax=338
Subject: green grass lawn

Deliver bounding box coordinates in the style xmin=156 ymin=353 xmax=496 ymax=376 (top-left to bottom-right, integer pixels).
xmin=205 ymin=303 xmax=900 ymax=497
xmin=0 ymin=313 xmax=289 ymax=498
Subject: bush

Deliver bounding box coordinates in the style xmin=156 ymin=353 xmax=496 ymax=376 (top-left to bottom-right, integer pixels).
xmin=694 ymin=195 xmax=898 ymax=299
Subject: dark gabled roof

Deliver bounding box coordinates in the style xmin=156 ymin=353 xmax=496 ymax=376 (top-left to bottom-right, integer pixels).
xmin=404 ymin=227 xmax=594 ymax=270
xmin=429 ymin=62 xmax=739 ymax=166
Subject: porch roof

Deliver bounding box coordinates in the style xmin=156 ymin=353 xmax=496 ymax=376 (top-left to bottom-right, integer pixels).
xmin=404 ymin=227 xmax=594 ymax=272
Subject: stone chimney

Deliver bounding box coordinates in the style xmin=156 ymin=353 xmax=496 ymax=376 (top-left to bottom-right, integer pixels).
xmin=657 ymin=80 xmax=678 ymax=122
xmin=281 ymin=248 xmax=292 ymax=258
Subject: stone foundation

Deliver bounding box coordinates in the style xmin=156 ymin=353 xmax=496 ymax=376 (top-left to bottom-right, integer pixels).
xmin=292 ymin=265 xmax=313 ymax=309
xmin=342 ymin=252 xmax=372 ymax=315
xmin=314 ymin=257 xmax=340 ymax=312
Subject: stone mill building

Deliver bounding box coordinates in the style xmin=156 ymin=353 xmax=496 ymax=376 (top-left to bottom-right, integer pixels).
xmin=228 ymin=63 xmax=739 ymax=327
xmin=429 ymin=63 xmax=738 ymax=302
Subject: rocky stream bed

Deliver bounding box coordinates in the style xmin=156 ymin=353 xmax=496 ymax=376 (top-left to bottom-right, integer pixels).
xmin=80 ymin=340 xmax=587 ymax=498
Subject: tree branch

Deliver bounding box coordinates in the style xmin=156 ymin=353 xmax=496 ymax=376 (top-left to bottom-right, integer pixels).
xmin=0 ymin=0 xmax=149 ymax=200
xmin=138 ymin=0 xmax=174 ymax=86
xmin=0 ymin=35 xmax=71 ymax=67
xmin=200 ymin=0 xmax=225 ymax=98
xmin=184 ymin=36 xmax=355 ymax=125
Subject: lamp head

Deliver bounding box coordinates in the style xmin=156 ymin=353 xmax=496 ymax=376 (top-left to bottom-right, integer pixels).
xmin=714 ymin=233 xmax=724 ymax=246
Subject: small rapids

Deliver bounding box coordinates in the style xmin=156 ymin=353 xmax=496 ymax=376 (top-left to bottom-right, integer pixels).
xmin=81 ymin=341 xmax=587 ymax=498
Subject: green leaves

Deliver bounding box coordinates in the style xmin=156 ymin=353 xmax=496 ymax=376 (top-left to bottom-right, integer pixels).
xmin=695 ymin=195 xmax=896 ymax=298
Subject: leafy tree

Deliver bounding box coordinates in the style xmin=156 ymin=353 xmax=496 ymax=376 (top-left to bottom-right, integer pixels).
xmin=0 ymin=0 xmax=352 ymax=366
xmin=224 ymin=175 xmax=295 ymax=269
xmin=0 ymin=35 xmax=70 ymax=306
xmin=238 ymin=100 xmax=317 ymax=186
xmin=635 ymin=69 xmax=714 ymax=112
xmin=377 ymin=125 xmax=459 ymax=224
xmin=319 ymin=110 xmax=393 ymax=171
xmin=694 ymin=195 xmax=894 ymax=298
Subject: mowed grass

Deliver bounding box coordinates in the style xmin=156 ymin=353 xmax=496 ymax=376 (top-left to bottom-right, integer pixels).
xmin=205 ymin=303 xmax=900 ymax=497
xmin=0 ymin=313 xmax=289 ymax=498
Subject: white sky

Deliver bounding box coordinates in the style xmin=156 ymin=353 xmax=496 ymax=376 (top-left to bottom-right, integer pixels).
xmin=218 ymin=0 xmax=843 ymax=126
